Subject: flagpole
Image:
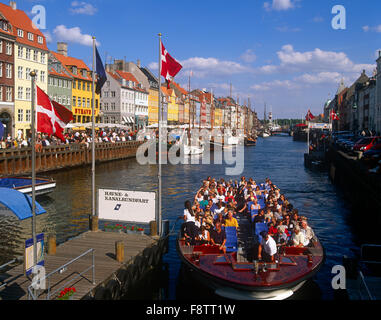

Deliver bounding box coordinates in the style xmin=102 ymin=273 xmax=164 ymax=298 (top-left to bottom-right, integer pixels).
xmin=30 ymin=70 xmax=37 ymax=272
xmin=157 ymin=33 xmax=162 ymax=236
xmin=92 ymin=37 xmax=96 ymax=219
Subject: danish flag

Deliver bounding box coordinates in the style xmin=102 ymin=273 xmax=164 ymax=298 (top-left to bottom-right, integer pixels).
xmin=36 ymin=86 xmax=73 ymax=141
xmin=160 ymin=41 xmax=183 ymax=89
xmin=305 ymin=109 xmax=315 ymax=121
xmin=330 ymin=109 xmax=339 ymax=121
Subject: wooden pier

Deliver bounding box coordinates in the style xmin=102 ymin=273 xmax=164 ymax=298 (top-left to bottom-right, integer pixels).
xmin=0 ymin=230 xmax=167 ymax=300
xmin=0 ymin=141 xmax=143 ymax=177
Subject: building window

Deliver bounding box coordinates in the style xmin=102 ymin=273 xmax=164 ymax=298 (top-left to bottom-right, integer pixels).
xmin=87 ymin=98 xmax=90 ymax=107
xmin=58 ymin=96 xmax=61 ymax=104
xmin=73 ymin=96 xmax=76 ymax=106
xmin=6 ymin=87 xmax=12 ymax=101
xmin=28 ymin=33 xmax=34 ymax=41
xmin=33 ymin=50 xmax=38 ymax=61
xmin=111 ymin=103 xmax=115 ymax=111
xmin=40 ymin=71 xmax=45 ymax=83
xmin=26 ymin=48 xmax=31 ymax=60
xmin=26 ymin=68 xmax=31 ymax=80
xmin=18 ymin=29 xmax=24 ymax=38
xmin=26 ymin=88 xmax=31 ymax=101
xmin=6 ymin=43 xmax=12 ymax=55
xmin=111 ymin=91 xmax=116 ymax=97
xmin=18 ymin=46 xmax=23 ymax=58
xmin=87 ymin=83 xmax=90 ymax=91
xmin=78 ymin=97 xmax=81 ymax=107
xmin=18 ymin=66 xmax=23 ymax=79
xmin=58 ymin=79 xmax=62 ymax=87
xmin=83 ymin=98 xmax=86 ymax=107
xmin=72 ymin=66 xmax=77 ymax=75
xmin=26 ymin=110 xmax=31 ymax=122
xmin=0 ymin=40 xmax=3 ymax=53
xmin=6 ymin=64 xmax=12 ymax=79
xmin=0 ymin=62 xmax=2 ymax=77
xmin=18 ymin=87 xmax=23 ymax=100
xmin=38 ymin=36 xmax=43 ymax=44
xmin=41 ymin=53 xmax=45 ymax=64
xmin=18 ymin=109 xmax=23 ymax=122
xmin=0 ymin=86 xmax=2 ymax=101
xmin=73 ymin=81 xmax=76 ymax=89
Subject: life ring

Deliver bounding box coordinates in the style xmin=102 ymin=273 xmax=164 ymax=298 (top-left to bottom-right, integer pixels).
xmin=105 ymin=279 xmax=121 ymax=300
xmin=142 ymin=247 xmax=155 ymax=266
xmin=134 ymin=255 xmax=148 ymax=277
xmin=93 ymin=286 xmax=112 ymax=300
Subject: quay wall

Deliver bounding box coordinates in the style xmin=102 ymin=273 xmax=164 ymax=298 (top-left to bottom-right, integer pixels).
xmin=327 ymin=148 xmax=381 ymax=227
xmin=0 ymin=141 xmax=143 ymax=177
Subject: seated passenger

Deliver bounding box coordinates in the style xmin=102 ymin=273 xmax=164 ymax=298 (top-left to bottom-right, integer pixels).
xmin=197 ymin=225 xmax=210 ymax=245
xmin=291 ymin=226 xmax=305 ymax=248
xmin=276 ymin=227 xmax=288 ymax=245
xmin=258 ymin=231 xmax=277 ymax=263
xmin=210 ymin=222 xmax=226 ymax=253
xmin=225 ymin=210 xmax=239 ymax=228
xmin=253 ymin=209 xmax=265 ymax=224
xmin=214 ymin=212 xmax=225 ymax=227
xmin=300 ymin=220 xmax=316 ymax=247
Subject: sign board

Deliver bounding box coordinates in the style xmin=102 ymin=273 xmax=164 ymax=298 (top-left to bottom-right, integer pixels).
xmin=308 ymin=123 xmax=332 ymax=130
xmin=98 ymin=189 xmax=156 ymax=224
xmin=25 ymin=233 xmax=45 ymax=276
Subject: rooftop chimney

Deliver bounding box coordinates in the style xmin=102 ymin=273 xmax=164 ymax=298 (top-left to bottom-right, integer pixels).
xmin=9 ymin=1 xmax=16 ymax=10
xmin=137 ymin=59 xmax=141 ymax=68
xmin=57 ymin=42 xmax=68 ymax=57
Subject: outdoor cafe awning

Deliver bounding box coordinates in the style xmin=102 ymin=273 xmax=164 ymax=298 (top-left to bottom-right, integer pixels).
xmin=0 ymin=188 xmax=46 ymax=221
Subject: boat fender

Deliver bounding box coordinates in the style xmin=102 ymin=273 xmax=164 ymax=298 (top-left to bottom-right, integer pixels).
xmin=125 ymin=264 xmax=138 ymax=290
xmin=116 ymin=269 xmax=128 ymax=294
xmin=142 ymin=247 xmax=155 ymax=267
xmin=105 ymin=279 xmax=121 ymax=300
xmin=134 ymin=255 xmax=148 ymax=276
xmin=93 ymin=286 xmax=112 ymax=300
xmin=152 ymin=245 xmax=161 ymax=266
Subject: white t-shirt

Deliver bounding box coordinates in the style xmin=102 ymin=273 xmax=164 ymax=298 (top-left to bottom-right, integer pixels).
xmin=292 ymin=232 xmax=305 ymax=247
xmin=261 ymin=236 xmax=277 ymax=256
xmin=184 ymin=209 xmax=195 ymax=223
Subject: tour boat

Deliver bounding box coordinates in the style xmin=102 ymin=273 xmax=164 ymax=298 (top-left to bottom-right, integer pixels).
xmin=177 ymin=184 xmax=325 ymax=300
xmin=244 ymin=137 xmax=257 ymax=147
xmin=0 ymin=177 xmax=56 ymax=196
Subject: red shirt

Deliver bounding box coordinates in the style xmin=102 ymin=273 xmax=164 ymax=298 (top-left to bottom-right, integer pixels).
xmin=268 ymin=226 xmax=278 ymax=235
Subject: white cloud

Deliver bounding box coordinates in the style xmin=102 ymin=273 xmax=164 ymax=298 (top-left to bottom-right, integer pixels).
xmin=149 ymin=57 xmax=252 ymax=78
xmin=240 ymin=49 xmax=257 ymax=63
xmin=275 ymin=26 xmax=301 ymax=32
xmin=70 ymin=1 xmax=98 ymax=15
xmin=53 ymin=25 xmax=100 ymax=47
xmin=43 ymin=30 xmax=53 ymax=44
xmin=362 ymin=25 xmax=381 ymax=33
xmin=264 ymin=0 xmax=296 ymax=11
xmin=256 ymin=44 xmax=375 ymax=75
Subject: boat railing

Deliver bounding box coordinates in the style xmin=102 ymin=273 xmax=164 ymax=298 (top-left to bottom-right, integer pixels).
xmin=27 ymin=248 xmax=95 ymax=300
xmin=357 ymin=270 xmax=375 ymax=300
xmin=0 ymin=257 xmax=23 ymax=290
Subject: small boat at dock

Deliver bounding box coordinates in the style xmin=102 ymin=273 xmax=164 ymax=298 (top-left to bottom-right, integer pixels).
xmin=0 ymin=177 xmax=56 ymax=196
xmin=177 ymin=178 xmax=324 ymax=300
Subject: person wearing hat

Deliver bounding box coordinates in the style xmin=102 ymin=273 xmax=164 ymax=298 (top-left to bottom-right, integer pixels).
xmin=258 ymin=231 xmax=277 ymax=263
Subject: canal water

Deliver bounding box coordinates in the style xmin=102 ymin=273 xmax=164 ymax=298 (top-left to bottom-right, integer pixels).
xmin=0 ymin=136 xmax=359 ymax=300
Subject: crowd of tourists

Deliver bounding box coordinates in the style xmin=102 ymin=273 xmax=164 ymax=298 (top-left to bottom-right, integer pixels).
xmin=181 ymin=176 xmax=317 ymax=262
xmin=0 ymin=129 xmax=138 ymax=150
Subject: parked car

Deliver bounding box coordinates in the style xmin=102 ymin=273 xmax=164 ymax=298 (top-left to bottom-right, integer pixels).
xmin=353 ymin=136 xmax=381 ymax=152
xmin=362 ymin=142 xmax=381 ymax=165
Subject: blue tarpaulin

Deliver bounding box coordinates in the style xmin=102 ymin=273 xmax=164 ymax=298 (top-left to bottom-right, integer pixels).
xmin=0 ymin=188 xmax=46 ymax=221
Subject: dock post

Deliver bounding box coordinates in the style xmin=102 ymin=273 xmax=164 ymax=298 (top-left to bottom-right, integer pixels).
xmin=90 ymin=216 xmax=99 ymax=232
xmin=115 ymin=241 xmax=124 ymax=263
xmin=48 ymin=235 xmax=56 ymax=255
xmin=150 ymin=221 xmax=157 ymax=236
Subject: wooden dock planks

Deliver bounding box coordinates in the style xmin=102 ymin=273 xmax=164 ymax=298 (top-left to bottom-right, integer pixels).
xmin=0 ymin=231 xmax=156 ymax=300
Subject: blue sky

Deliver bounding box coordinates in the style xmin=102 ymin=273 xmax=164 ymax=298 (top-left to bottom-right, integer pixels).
xmin=14 ymin=0 xmax=381 ymax=118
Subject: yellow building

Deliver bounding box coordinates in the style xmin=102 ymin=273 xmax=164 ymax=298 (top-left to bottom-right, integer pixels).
xmin=163 ymin=87 xmax=178 ymax=124
xmin=214 ymin=107 xmax=223 ymax=127
xmin=52 ymin=48 xmax=100 ymax=124
xmin=0 ymin=2 xmax=49 ymax=137
xmin=148 ymin=87 xmax=158 ymax=125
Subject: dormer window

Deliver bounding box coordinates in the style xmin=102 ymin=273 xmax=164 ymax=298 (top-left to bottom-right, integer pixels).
xmin=38 ymin=36 xmax=43 ymax=44
xmin=82 ymin=69 xmax=87 ymax=77
xmin=18 ymin=29 xmax=24 ymax=37
xmin=28 ymin=33 xmax=34 ymax=41
xmin=3 ymin=21 xmax=8 ymax=31
xmin=72 ymin=66 xmax=77 ymax=75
